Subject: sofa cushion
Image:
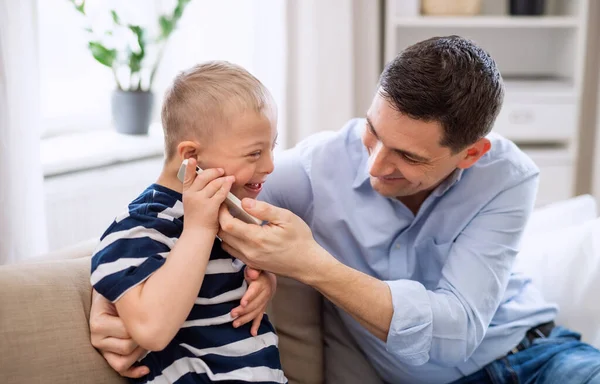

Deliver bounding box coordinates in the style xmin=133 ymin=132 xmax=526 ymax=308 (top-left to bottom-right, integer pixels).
xmin=0 ymin=256 xmax=125 ymax=384
xmin=523 ymin=194 xmax=597 ymax=238
xmin=515 ymin=215 xmax=600 ymax=349
xmin=269 ymin=276 xmax=324 ymax=384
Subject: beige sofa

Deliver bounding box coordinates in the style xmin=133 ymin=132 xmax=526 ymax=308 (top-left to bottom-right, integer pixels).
xmin=0 ymin=240 xmax=325 ymax=384
xmin=4 ymin=195 xmax=600 ymax=383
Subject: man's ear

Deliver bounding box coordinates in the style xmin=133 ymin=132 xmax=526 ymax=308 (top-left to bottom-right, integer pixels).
xmin=177 ymin=141 xmax=202 ymax=162
xmin=456 ymin=138 xmax=491 ymax=169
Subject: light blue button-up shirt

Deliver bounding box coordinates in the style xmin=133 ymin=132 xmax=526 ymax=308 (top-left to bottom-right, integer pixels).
xmin=260 ymin=119 xmax=558 ymax=383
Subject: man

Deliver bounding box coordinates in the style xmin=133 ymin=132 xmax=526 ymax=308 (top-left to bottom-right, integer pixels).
xmin=90 ymin=36 xmax=600 ymax=383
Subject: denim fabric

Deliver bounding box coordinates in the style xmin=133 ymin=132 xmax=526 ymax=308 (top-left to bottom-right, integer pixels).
xmin=451 ymin=327 xmax=600 ymax=384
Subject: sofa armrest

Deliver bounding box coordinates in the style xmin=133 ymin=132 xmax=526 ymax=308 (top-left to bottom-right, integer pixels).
xmin=29 ymin=238 xmax=100 ymax=263
xmin=0 ymin=256 xmax=126 ymax=384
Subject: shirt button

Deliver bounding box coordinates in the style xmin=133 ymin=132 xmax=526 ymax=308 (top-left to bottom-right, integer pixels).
xmin=395 ymin=243 xmax=401 ymax=249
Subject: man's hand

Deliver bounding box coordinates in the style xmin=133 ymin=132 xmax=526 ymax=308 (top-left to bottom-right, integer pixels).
xmin=219 ymin=199 xmax=394 ymax=343
xmin=230 ymin=267 xmax=277 ymax=336
xmin=217 ymin=199 xmax=328 ymax=282
xmin=89 ymin=290 xmax=149 ymax=378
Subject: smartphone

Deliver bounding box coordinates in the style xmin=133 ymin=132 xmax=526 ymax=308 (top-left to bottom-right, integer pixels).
xmin=177 ymin=159 xmax=264 ymax=225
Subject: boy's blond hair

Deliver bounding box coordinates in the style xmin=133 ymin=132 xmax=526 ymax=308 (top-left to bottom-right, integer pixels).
xmin=161 ymin=61 xmax=275 ymax=159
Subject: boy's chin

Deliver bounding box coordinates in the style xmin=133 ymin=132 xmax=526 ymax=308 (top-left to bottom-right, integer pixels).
xmin=231 ymin=186 xmax=261 ymax=200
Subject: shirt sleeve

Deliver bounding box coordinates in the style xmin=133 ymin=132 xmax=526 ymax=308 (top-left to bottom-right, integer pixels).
xmin=384 ymin=174 xmax=539 ymax=366
xmin=90 ymin=212 xmax=177 ymax=303
xmin=259 ymin=146 xmax=314 ymax=223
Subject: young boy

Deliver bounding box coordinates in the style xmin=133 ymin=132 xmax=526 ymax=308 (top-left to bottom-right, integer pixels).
xmin=90 ymin=61 xmax=285 ymax=383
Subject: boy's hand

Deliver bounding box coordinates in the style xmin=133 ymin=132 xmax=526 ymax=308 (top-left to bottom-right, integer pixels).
xmin=182 ymin=158 xmax=234 ymax=234
xmin=230 ymin=268 xmax=277 ymax=336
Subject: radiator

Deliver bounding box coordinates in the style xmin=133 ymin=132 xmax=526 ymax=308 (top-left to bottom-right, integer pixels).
xmin=44 ymin=157 xmax=164 ymax=251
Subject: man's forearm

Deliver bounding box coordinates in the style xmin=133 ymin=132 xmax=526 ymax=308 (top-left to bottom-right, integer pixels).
xmin=299 ymin=247 xmax=394 ymax=342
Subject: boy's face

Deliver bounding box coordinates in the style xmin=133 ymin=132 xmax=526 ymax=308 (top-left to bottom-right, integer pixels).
xmin=196 ymin=110 xmax=278 ymax=200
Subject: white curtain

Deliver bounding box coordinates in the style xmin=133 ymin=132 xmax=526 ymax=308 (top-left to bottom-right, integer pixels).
xmin=0 ymin=0 xmax=48 ymax=264
xmin=280 ymin=0 xmax=383 ymax=147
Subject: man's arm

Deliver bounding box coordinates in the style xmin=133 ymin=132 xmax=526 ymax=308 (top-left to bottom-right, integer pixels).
xmin=218 ymin=175 xmax=538 ymax=366
xmin=301 ymin=252 xmax=394 ymax=341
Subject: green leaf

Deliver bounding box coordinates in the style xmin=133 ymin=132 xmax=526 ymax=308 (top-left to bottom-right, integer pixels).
xmin=158 ymin=0 xmax=191 ymax=40
xmin=110 ymin=10 xmax=121 ymax=25
xmin=128 ymin=25 xmax=145 ymax=56
xmin=127 ymin=25 xmax=146 ymax=74
xmin=88 ymin=41 xmax=117 ymax=68
xmin=68 ymin=0 xmax=86 ymax=15
xmin=158 ymin=15 xmax=174 ymax=40
xmin=174 ymin=0 xmax=191 ymax=19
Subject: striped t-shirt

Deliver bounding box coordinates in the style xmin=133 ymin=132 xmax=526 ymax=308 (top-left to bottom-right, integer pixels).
xmin=91 ymin=184 xmax=287 ymax=384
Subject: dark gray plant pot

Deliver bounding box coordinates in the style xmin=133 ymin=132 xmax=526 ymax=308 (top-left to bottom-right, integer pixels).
xmin=111 ymin=90 xmax=154 ymax=135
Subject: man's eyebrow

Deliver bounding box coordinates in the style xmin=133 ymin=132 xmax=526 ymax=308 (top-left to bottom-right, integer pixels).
xmin=365 ymin=116 xmax=431 ymax=163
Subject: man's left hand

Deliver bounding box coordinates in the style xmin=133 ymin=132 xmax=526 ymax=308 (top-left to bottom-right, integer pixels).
xmin=218 ymin=199 xmax=326 ymax=282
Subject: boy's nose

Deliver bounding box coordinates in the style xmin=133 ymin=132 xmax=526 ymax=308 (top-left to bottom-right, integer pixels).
xmin=260 ymin=153 xmax=275 ymax=175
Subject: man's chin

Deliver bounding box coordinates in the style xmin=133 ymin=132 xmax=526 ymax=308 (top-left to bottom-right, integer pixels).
xmin=370 ymin=180 xmax=412 ymax=198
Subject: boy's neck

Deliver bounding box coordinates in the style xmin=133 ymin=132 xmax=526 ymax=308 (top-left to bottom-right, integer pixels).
xmin=156 ymin=159 xmax=184 ymax=194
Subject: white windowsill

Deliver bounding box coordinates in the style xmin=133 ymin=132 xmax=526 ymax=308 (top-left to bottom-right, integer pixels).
xmin=41 ymin=123 xmax=165 ymax=177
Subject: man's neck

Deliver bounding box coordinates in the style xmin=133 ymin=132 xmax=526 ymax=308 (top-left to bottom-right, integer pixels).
xmin=397 ymin=189 xmax=431 ymax=216
xmin=398 ymin=168 xmax=460 ymax=215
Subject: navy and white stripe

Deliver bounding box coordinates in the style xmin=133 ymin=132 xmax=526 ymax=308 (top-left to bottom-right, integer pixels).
xmin=91 ymin=184 xmax=286 ymax=383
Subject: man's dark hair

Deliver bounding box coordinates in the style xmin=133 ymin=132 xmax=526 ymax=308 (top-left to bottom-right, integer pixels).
xmin=378 ymin=35 xmax=504 ymax=153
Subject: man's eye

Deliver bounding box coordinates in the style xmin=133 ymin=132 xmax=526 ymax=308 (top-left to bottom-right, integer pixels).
xmin=367 ymin=124 xmax=376 ymax=136
xmin=249 ymin=151 xmax=261 ymax=158
xmin=403 ymin=155 xmax=419 ymax=164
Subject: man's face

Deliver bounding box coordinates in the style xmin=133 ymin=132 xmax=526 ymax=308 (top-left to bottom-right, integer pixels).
xmin=362 ymin=93 xmax=481 ymax=201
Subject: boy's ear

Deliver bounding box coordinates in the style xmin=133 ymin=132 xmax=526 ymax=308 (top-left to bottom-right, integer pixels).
xmin=177 ymin=141 xmax=202 ymax=162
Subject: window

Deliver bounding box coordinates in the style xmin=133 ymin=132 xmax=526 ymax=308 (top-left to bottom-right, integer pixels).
xmin=37 ymin=0 xmax=257 ymax=138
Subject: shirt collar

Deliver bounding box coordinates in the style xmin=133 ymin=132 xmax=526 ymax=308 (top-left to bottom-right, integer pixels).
xmin=432 ymin=168 xmax=464 ymax=196
xmin=352 ymin=153 xmax=371 ymax=189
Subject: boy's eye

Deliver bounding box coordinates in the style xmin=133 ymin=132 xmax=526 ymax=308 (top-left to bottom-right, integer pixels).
xmin=249 ymin=151 xmax=261 ymax=158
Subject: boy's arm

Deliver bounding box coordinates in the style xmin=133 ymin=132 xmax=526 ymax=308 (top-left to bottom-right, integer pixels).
xmin=92 ymin=161 xmax=234 ymax=352
xmin=115 ymin=228 xmax=216 ymax=351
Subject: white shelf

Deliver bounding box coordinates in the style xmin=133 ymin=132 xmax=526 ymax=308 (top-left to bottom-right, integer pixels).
xmin=503 ymin=78 xmax=576 ymax=102
xmin=393 ymin=16 xmax=579 ymax=28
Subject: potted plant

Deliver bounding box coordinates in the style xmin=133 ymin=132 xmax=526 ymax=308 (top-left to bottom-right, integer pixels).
xmin=68 ymin=0 xmax=191 ymax=135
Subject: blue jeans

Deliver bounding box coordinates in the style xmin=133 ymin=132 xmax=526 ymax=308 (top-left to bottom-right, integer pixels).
xmin=452 ymin=327 xmax=600 ymax=384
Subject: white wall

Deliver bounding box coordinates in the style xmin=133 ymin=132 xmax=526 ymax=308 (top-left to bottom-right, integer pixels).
xmin=284 ymin=0 xmax=382 ymax=146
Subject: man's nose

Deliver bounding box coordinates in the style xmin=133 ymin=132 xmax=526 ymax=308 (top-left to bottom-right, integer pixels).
xmin=369 ymin=142 xmax=392 ymax=175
